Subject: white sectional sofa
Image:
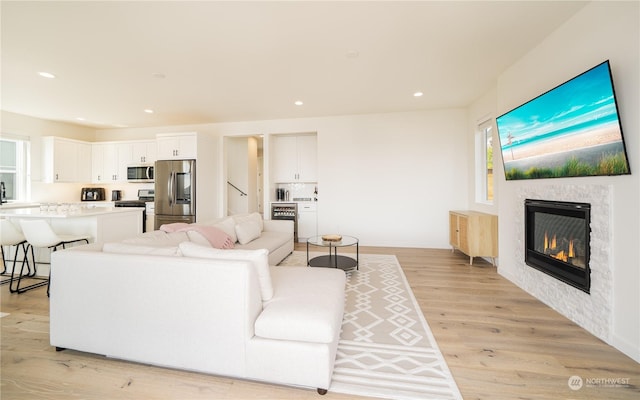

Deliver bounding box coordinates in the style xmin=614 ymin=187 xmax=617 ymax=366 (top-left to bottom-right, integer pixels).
xmin=49 ymin=234 xmax=346 ymax=394
xmin=124 ymin=212 xmax=294 ymax=265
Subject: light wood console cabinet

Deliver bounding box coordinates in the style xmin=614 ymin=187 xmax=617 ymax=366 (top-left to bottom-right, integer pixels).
xmin=449 ymin=210 xmax=498 ymax=265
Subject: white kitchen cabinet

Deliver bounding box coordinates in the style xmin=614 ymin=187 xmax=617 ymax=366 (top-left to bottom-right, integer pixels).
xmin=296 ymin=135 xmax=317 ymax=182
xmin=76 ymin=142 xmax=92 ymax=182
xmin=130 ymin=140 xmax=157 ymax=164
xmin=271 ymin=134 xmax=317 ymax=183
xmin=157 ymin=133 xmax=197 ymax=160
xmin=91 ymin=142 xmax=130 ymax=183
xmin=42 ymin=137 xmax=92 ymax=183
xmin=91 ymin=144 xmax=104 ymax=183
xmin=271 ymin=136 xmax=297 ymax=183
xmin=297 ymin=202 xmax=317 ymax=242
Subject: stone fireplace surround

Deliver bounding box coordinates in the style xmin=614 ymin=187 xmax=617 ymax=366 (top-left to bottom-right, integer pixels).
xmin=510 ymin=184 xmax=611 ymax=342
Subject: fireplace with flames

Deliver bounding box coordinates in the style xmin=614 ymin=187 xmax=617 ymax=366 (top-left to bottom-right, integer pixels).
xmin=525 ymin=199 xmax=591 ymax=293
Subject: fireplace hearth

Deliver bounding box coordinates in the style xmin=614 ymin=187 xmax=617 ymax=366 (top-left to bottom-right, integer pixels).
xmin=525 ymin=199 xmax=591 ymax=293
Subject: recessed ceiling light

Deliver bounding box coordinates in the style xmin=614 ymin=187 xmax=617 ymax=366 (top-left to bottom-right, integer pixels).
xmin=414 ymin=92 xmax=424 ymax=97
xmin=38 ymin=71 xmax=56 ymax=79
xmin=294 ymin=101 xmax=304 ymax=106
xmin=144 ymin=109 xmax=154 ymax=114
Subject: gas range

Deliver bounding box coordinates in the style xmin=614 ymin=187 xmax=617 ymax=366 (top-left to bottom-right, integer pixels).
xmin=114 ymin=189 xmax=155 ymax=232
xmin=114 ymin=189 xmax=154 ymax=206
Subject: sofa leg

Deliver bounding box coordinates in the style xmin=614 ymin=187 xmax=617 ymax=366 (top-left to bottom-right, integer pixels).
xmin=317 ymin=388 xmax=328 ymax=395
xmin=55 ymin=347 xmax=66 ymax=352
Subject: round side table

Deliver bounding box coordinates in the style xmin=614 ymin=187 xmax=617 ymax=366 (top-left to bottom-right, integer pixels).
xmin=306 ymin=235 xmax=359 ymax=270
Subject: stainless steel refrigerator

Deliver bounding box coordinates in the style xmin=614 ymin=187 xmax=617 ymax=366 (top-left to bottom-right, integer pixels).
xmin=154 ymin=159 xmax=196 ymax=229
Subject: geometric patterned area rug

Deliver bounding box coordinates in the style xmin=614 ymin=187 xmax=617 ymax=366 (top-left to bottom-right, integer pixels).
xmin=279 ymin=252 xmax=462 ymax=400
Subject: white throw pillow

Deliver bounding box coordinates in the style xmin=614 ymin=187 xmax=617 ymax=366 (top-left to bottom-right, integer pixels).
xmin=178 ymin=242 xmax=273 ymax=301
xmin=213 ymin=217 xmax=238 ymax=243
xmin=235 ymin=220 xmax=262 ymax=245
xmin=233 ymin=212 xmax=264 ymax=231
xmin=103 ymin=242 xmax=182 ymax=256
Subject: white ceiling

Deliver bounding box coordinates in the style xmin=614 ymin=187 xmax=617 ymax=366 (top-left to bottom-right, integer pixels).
xmin=1 ymin=1 xmax=588 ymax=129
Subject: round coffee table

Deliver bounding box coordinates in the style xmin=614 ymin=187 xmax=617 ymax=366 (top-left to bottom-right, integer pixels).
xmin=306 ymin=235 xmax=359 ymax=270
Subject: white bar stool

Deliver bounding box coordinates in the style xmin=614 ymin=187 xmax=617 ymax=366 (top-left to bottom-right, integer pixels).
xmin=0 ymin=219 xmax=33 ymax=286
xmin=18 ymin=219 xmax=90 ymax=296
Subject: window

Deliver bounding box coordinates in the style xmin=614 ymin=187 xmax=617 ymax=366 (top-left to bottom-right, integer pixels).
xmin=475 ymin=120 xmax=494 ymax=203
xmin=0 ymin=135 xmax=30 ymax=202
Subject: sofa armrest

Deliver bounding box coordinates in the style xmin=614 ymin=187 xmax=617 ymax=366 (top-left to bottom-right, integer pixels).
xmin=263 ymin=219 xmax=294 ymax=234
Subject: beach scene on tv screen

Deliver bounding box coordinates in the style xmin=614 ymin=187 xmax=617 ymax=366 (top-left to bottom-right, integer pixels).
xmin=497 ymin=62 xmax=630 ymax=180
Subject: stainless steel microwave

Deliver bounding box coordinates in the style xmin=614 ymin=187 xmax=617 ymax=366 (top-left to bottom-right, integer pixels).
xmin=127 ymin=165 xmax=154 ymax=182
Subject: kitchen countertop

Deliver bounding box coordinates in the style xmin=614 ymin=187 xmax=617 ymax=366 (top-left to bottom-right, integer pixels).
xmin=0 ymin=202 xmax=40 ymax=210
xmin=0 ymin=207 xmax=143 ymax=219
xmin=271 ymin=200 xmax=317 ymax=203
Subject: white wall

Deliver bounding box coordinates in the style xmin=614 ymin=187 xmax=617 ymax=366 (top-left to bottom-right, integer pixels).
xmin=494 ymin=1 xmax=640 ymax=362
xmin=225 ymin=136 xmax=258 ymax=215
xmin=313 ymin=110 xmax=468 ymax=248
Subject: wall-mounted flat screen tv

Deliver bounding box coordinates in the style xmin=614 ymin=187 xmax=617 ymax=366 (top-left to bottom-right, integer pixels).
xmin=496 ymin=60 xmax=631 ymax=180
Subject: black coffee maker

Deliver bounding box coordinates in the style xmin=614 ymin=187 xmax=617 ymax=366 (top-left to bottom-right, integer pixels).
xmin=276 ymin=188 xmax=285 ymax=201
xmin=81 ymin=187 xmax=106 ymax=201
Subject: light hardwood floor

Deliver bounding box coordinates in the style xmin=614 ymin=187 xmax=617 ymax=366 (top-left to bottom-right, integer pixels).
xmin=1 ymin=245 xmax=638 ymax=399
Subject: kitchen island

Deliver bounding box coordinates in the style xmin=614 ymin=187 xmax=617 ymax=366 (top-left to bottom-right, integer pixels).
xmin=0 ymin=206 xmax=143 ymax=244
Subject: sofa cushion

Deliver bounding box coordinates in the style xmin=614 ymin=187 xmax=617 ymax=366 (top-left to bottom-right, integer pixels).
xmin=186 ymin=230 xmax=211 ymax=247
xmin=255 ymin=266 xmax=346 ymax=344
xmin=178 ymin=242 xmax=273 ymax=301
xmin=159 ymin=222 xmax=190 ymax=232
xmin=103 ymin=242 xmax=182 ymax=256
xmin=233 ymin=212 xmax=264 ymax=232
xmin=180 ymin=226 xmax=236 ymax=249
xmin=235 ymin=220 xmax=261 ymax=245
xmin=234 ymin=231 xmax=289 ymax=252
xmin=122 ymin=231 xmax=190 ymax=246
